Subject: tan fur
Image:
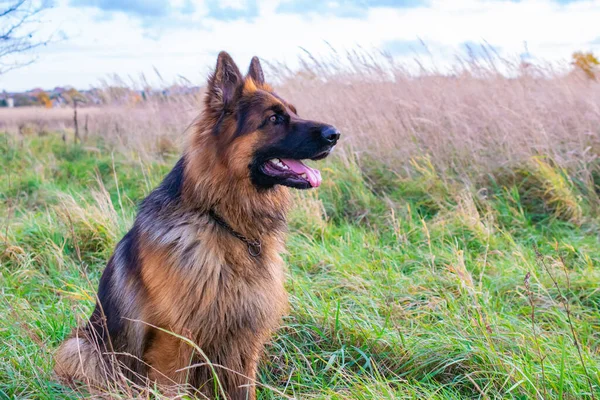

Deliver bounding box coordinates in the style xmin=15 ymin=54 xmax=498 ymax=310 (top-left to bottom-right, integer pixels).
xmin=54 ymin=336 xmax=109 ymax=385
xmin=55 ymin=53 xmax=299 ymax=399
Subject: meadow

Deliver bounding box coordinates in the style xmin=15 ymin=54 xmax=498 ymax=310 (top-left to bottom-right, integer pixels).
xmin=1 ymin=54 xmax=600 ymax=399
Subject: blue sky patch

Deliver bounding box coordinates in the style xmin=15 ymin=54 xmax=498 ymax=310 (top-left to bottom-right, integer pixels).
xmin=460 ymin=41 xmax=501 ymax=59
xmin=70 ymin=0 xmax=202 ymax=36
xmin=205 ymin=0 xmax=259 ymax=21
xmin=276 ymin=0 xmax=425 ymax=18
xmin=383 ymin=39 xmax=427 ymax=56
xmin=519 ymin=51 xmax=532 ymax=61
xmin=70 ymin=0 xmax=171 ymax=17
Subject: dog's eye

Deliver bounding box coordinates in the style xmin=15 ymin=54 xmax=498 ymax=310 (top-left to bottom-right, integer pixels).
xmin=269 ymin=115 xmax=278 ymax=123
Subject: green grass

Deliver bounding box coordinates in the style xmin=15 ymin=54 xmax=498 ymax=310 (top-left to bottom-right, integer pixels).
xmin=1 ymin=134 xmax=599 ymax=399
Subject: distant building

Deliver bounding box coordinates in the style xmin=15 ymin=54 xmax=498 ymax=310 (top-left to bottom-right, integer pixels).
xmin=7 ymin=98 xmax=14 ymax=108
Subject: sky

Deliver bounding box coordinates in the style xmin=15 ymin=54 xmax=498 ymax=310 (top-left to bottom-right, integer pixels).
xmin=1 ymin=0 xmax=599 ymax=91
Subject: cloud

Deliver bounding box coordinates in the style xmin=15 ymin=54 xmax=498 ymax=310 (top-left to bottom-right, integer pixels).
xmin=205 ymin=0 xmax=259 ymax=21
xmin=69 ymin=0 xmax=171 ymax=17
xmin=69 ymin=0 xmax=262 ymax=23
xmin=68 ymin=0 xmax=203 ymax=39
xmin=276 ymin=0 xmax=425 ymax=18
xmin=180 ymin=0 xmax=195 ymax=14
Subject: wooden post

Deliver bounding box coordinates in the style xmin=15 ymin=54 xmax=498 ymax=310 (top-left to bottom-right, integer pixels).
xmin=73 ymin=100 xmax=80 ymax=143
xmin=84 ymin=114 xmax=89 ymax=141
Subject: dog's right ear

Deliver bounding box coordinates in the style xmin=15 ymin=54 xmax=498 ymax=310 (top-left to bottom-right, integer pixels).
xmin=247 ymin=56 xmax=265 ymax=85
xmin=206 ymin=51 xmax=243 ymax=113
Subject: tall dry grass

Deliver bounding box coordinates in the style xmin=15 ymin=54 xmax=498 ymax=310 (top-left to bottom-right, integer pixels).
xmin=0 ymin=87 xmax=203 ymax=155
xmin=2 ymin=52 xmax=599 ymax=177
xmin=276 ymin=54 xmax=600 ymax=178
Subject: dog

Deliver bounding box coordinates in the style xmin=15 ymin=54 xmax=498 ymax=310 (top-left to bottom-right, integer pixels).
xmin=54 ymin=51 xmax=340 ymax=399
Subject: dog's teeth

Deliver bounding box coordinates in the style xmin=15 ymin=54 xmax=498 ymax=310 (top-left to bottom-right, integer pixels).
xmin=300 ymin=173 xmax=307 ymax=179
xmin=269 ymin=158 xmax=289 ymax=170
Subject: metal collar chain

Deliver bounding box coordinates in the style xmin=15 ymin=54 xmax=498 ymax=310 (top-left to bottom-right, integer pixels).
xmin=208 ymin=209 xmax=262 ymax=257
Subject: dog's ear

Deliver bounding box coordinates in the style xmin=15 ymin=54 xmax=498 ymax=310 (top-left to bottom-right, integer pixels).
xmin=247 ymin=56 xmax=265 ymax=85
xmin=206 ymin=51 xmax=243 ymax=113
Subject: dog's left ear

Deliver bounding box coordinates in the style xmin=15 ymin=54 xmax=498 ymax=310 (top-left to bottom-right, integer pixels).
xmin=247 ymin=56 xmax=265 ymax=85
xmin=206 ymin=51 xmax=243 ymax=113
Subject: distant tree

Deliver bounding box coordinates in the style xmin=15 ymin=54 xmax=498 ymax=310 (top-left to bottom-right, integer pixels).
xmin=571 ymin=51 xmax=599 ymax=80
xmin=62 ymin=87 xmax=85 ymax=104
xmin=13 ymin=93 xmax=35 ymax=106
xmin=36 ymin=90 xmax=51 ymax=107
xmin=0 ymin=0 xmax=53 ymax=75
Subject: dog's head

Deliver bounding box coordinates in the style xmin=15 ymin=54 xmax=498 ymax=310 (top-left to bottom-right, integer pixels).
xmin=202 ymin=51 xmax=339 ymax=190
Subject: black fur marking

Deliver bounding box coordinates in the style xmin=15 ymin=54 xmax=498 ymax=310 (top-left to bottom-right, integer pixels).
xmin=139 ymin=157 xmax=186 ymax=214
xmin=268 ymin=104 xmax=286 ymax=115
xmin=271 ymin=92 xmax=298 ymax=115
xmin=89 ymin=257 xmax=118 ymax=342
xmin=89 ymin=225 xmax=141 ymax=342
xmin=235 ymin=103 xmax=253 ymax=137
xmin=157 ymin=157 xmax=185 ymax=203
xmin=93 ymin=158 xmax=187 ymax=340
xmin=142 ymin=327 xmax=157 ymax=355
xmin=234 ymin=91 xmax=281 ymax=138
xmin=212 ymin=111 xmax=228 ymax=136
xmin=234 ymin=95 xmax=261 ymax=137
xmin=121 ymin=224 xmax=142 ymax=276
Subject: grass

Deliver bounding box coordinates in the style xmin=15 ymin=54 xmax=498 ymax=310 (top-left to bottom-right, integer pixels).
xmin=1 ymin=133 xmax=599 ymax=399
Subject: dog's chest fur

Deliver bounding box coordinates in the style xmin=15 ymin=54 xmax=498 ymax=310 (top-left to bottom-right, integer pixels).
xmin=138 ymin=209 xmax=288 ymax=343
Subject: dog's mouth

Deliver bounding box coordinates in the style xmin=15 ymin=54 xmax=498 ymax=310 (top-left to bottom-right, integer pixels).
xmin=261 ymin=157 xmax=323 ymax=189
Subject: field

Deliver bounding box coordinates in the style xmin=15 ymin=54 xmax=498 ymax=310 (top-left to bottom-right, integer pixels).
xmin=1 ymin=56 xmax=600 ymax=399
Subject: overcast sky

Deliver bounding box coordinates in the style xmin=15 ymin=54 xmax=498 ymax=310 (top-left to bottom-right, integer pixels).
xmin=1 ymin=0 xmax=599 ymax=91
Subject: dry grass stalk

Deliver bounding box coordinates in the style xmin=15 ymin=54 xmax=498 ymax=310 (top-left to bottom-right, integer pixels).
xmin=524 ymin=271 xmax=548 ymax=400
xmin=533 ymin=245 xmax=596 ymax=400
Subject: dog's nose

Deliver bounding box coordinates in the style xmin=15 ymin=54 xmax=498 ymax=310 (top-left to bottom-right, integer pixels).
xmin=321 ymin=126 xmax=340 ymax=144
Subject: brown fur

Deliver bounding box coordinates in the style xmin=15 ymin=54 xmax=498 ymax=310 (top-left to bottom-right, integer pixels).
xmin=54 ymin=52 xmax=338 ymax=399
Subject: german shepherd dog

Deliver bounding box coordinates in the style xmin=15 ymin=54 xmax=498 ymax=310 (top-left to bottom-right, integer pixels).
xmin=54 ymin=52 xmax=339 ymax=398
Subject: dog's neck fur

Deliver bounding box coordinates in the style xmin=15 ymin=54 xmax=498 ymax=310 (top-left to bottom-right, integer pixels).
xmin=181 ymin=123 xmax=291 ymax=239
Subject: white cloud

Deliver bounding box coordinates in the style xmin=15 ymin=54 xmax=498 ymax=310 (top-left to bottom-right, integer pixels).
xmin=1 ymin=0 xmax=599 ymax=91
xmin=218 ymin=0 xmax=250 ymax=10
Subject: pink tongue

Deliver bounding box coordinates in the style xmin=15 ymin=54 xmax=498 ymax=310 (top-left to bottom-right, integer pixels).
xmin=280 ymin=159 xmax=322 ymax=188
